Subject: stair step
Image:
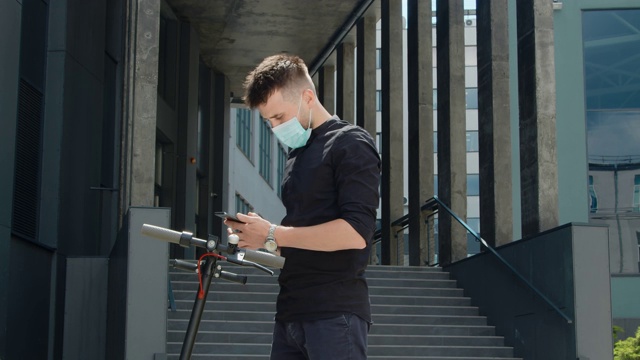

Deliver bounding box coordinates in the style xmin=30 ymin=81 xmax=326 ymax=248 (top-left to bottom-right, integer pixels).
xmin=370 ymin=278 xmax=460 ymax=288
xmin=168 ymin=309 xmax=275 ymax=322
xmin=370 ymin=324 xmax=498 ymax=336
xmin=370 ymin=286 xmax=464 ymax=297
xmin=166 ymin=344 xmax=514 ymax=358
xmin=167 ymin=330 xmax=271 ymax=343
xmin=368 ymin=335 xmax=506 ymax=346
xmin=371 ymin=295 xmax=472 ymax=306
xmin=168 ymin=319 xmax=274 ymax=333
xmin=367 ymin=345 xmax=514 ymax=357
xmin=166 ymin=264 xmax=519 ymax=359
xmin=373 ymin=314 xmax=487 ymax=326
xmin=169 ymin=356 xmax=522 ymax=360
xmin=372 ymin=304 xmax=479 ymax=316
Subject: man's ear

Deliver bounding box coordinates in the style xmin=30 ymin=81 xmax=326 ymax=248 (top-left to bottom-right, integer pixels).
xmin=302 ymin=88 xmax=316 ymax=107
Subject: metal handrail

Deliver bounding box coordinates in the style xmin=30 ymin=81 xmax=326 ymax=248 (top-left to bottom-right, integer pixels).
xmin=373 ymin=195 xmax=573 ymax=324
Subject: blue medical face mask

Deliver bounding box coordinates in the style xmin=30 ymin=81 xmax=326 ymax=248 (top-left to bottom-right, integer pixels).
xmin=272 ymin=95 xmax=312 ymax=149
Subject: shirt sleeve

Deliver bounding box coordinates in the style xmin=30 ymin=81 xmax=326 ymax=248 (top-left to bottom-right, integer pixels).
xmin=332 ymin=128 xmax=381 ymax=243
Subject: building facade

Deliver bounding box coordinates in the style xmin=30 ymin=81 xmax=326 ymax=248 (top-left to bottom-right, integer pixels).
xmin=1 ymin=0 xmax=637 ymax=357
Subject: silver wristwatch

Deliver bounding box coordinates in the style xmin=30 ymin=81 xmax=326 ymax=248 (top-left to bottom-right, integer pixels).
xmin=264 ymin=224 xmax=278 ymax=253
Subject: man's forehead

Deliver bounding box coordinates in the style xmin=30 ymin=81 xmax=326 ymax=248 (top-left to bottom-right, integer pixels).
xmin=259 ymin=90 xmax=288 ymax=118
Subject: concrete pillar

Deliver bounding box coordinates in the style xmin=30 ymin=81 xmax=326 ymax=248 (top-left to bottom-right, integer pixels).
xmin=337 ymin=42 xmax=355 ymax=122
xmin=436 ymin=0 xmax=467 ymax=265
xmin=516 ymin=0 xmax=559 ymax=237
xmin=320 ymin=65 xmax=335 ymax=115
xmin=175 ymin=24 xmax=199 ymax=240
xmin=407 ymin=0 xmax=434 ymax=266
xmin=477 ymin=0 xmax=513 ymax=247
xmin=356 ymin=15 xmax=377 ymax=264
xmin=356 ymin=16 xmax=377 ymax=139
xmin=381 ymin=0 xmax=404 ymax=265
xmin=213 ymin=71 xmax=231 ymax=238
xmin=120 ymin=0 xmax=161 ymax=215
xmin=197 ymin=63 xmax=213 ymax=242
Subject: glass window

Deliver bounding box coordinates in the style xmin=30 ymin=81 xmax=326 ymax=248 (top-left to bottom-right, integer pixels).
xmin=433 ymin=89 xmax=438 ymax=110
xmin=259 ymin=118 xmax=272 ymax=184
xmin=235 ymin=193 xmax=253 ymax=214
xmin=376 ymin=90 xmax=382 ymax=111
xmin=376 ymin=48 xmax=381 ymax=69
xmin=466 ymin=217 xmax=481 ymax=255
xmin=467 ymin=174 xmax=479 ymax=196
xmin=584 ymin=10 xmax=640 ymax=161
xmin=589 ymin=175 xmax=598 ymax=213
xmin=466 ymin=131 xmax=478 ymax=152
xmin=465 ymin=88 xmax=478 ymax=109
xmin=236 ymin=108 xmax=252 ymax=158
xmin=277 ymin=145 xmax=287 ymax=199
xmin=434 ymin=175 xmax=438 ymax=195
xmin=465 ymin=46 xmax=477 ymax=66
xmin=433 ymin=132 xmax=437 ymax=153
xmin=634 ymin=175 xmax=640 ymax=212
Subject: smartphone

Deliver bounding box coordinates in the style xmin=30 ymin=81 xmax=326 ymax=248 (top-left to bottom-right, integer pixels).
xmin=214 ymin=211 xmax=246 ymax=224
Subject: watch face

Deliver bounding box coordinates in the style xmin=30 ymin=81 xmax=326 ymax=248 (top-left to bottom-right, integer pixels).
xmin=265 ymin=240 xmax=277 ymax=252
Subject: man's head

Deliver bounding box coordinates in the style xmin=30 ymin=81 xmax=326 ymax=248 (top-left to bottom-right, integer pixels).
xmin=243 ymin=54 xmax=314 ymax=109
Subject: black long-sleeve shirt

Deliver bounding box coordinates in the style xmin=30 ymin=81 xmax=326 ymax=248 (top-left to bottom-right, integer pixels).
xmin=276 ymin=116 xmax=381 ymax=323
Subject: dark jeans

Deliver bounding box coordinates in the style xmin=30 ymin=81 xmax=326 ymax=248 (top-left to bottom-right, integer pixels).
xmin=270 ymin=314 xmax=369 ymax=360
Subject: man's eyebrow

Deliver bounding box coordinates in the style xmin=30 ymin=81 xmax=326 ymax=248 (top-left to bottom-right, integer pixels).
xmin=264 ymin=112 xmax=283 ymax=120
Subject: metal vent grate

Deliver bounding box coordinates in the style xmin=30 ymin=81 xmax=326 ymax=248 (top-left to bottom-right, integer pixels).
xmin=12 ymin=78 xmax=43 ymax=240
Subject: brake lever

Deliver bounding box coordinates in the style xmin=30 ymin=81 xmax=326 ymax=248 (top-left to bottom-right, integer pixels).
xmin=226 ymin=255 xmax=274 ymax=275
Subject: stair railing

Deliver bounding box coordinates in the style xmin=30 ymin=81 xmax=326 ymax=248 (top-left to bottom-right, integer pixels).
xmin=373 ymin=195 xmax=573 ymax=324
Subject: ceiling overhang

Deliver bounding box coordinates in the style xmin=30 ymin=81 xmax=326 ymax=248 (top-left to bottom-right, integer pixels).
xmin=165 ymin=0 xmax=380 ymax=101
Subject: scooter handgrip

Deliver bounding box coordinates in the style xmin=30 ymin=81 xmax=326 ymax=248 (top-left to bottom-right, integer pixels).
xmin=141 ymin=224 xmax=182 ymax=244
xmin=241 ymin=249 xmax=285 ymax=269
xmin=217 ymin=270 xmax=248 ymax=285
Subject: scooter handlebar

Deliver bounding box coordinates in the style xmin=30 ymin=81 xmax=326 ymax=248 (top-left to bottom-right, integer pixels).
xmin=141 ymin=223 xmax=286 ymax=269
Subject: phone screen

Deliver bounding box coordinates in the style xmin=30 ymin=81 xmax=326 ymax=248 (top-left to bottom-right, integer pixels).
xmin=214 ymin=212 xmax=246 ymax=223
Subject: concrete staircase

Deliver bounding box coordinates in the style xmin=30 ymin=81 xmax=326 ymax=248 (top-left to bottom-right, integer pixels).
xmin=167 ymin=264 xmax=521 ymax=360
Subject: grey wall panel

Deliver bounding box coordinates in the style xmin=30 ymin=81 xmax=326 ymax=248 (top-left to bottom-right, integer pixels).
xmin=107 ymin=207 xmax=169 ymax=359
xmin=63 ymin=257 xmax=109 ymax=360
xmin=573 ymin=225 xmax=613 ymax=359
xmin=0 ymin=0 xmax=21 ymax=229
xmin=0 ymin=1 xmax=21 ymax=355
xmin=6 ymin=239 xmax=53 ymax=360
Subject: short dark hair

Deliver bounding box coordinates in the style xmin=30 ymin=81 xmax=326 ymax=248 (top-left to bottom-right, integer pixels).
xmin=243 ymin=54 xmax=312 ymax=108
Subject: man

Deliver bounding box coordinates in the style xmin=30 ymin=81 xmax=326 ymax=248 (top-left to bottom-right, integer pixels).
xmin=226 ymin=54 xmax=380 ymax=360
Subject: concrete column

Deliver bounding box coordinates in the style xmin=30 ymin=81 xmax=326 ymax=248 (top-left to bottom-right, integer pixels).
xmin=477 ymin=0 xmax=513 ymax=247
xmin=407 ymin=0 xmax=434 ymax=266
xmin=213 ymin=72 xmax=231 ymax=238
xmin=197 ymin=63 xmax=213 ymax=241
xmin=175 ymin=24 xmax=199 ymax=237
xmin=320 ymin=65 xmax=335 ymax=115
xmin=317 ymin=67 xmax=325 ymax=106
xmin=356 ymin=15 xmax=377 ymax=264
xmin=174 ymin=23 xmax=200 ymax=259
xmin=381 ymin=0 xmax=404 ymax=265
xmin=337 ymin=42 xmax=355 ymax=122
xmin=120 ymin=0 xmax=161 ymax=215
xmin=516 ymin=0 xmax=559 ymax=237
xmin=436 ymin=0 xmax=467 ymax=265
xmin=356 ymin=16 xmax=377 ymax=139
